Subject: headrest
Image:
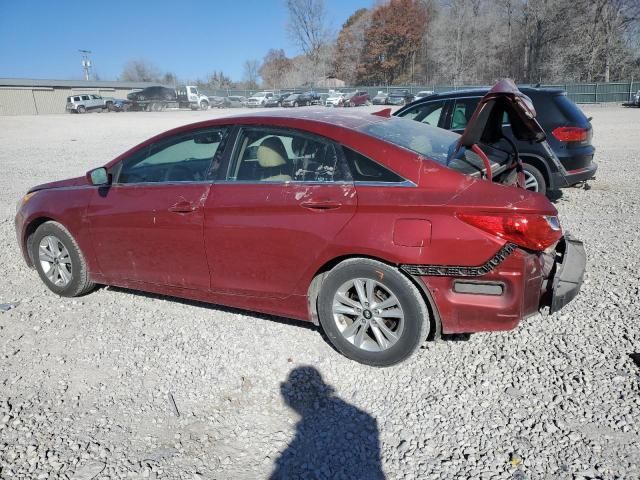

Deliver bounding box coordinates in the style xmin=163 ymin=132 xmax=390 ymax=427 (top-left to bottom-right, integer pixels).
xmin=257 ymin=136 xmax=288 ymax=168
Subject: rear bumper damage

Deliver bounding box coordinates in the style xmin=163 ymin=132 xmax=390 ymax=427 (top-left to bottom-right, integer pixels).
xmin=539 ymin=234 xmax=586 ymax=314
xmin=402 ymin=235 xmax=586 ymax=334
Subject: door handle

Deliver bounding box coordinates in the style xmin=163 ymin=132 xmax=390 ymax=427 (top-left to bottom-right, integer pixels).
xmin=168 ymin=201 xmax=197 ymax=213
xmin=300 ymin=200 xmax=342 ymax=211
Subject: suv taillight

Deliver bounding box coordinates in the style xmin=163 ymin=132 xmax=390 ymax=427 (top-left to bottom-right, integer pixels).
xmin=457 ymin=213 xmax=562 ymax=251
xmin=552 ymin=126 xmax=588 ymax=142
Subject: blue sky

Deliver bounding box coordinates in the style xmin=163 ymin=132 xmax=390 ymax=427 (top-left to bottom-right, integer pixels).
xmin=0 ymin=0 xmax=370 ymax=81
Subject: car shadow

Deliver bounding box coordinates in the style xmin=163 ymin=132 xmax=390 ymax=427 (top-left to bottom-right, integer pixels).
xmin=103 ymin=285 xmax=316 ymax=331
xmin=270 ymin=366 xmax=385 ymax=480
xmin=547 ymin=189 xmax=564 ymax=203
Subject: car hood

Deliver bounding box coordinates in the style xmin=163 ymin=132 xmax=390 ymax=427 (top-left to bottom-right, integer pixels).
xmin=455 ymin=79 xmax=546 ymax=150
xmin=28 ymin=176 xmax=88 ymax=193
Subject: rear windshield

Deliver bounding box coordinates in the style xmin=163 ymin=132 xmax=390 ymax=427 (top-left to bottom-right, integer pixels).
xmin=359 ymin=117 xmax=459 ymax=164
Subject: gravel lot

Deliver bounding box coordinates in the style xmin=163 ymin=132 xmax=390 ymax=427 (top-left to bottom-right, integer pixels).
xmin=0 ymin=105 xmax=639 ymax=480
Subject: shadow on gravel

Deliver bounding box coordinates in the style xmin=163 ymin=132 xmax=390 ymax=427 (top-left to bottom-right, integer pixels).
xmin=547 ymin=189 xmax=564 ymax=203
xmin=630 ymin=353 xmax=640 ymax=369
xmin=270 ymin=366 xmax=384 ymax=480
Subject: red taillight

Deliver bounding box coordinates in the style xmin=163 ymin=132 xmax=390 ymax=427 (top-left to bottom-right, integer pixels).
xmin=457 ymin=213 xmax=562 ymax=251
xmin=552 ymin=126 xmax=588 ymax=142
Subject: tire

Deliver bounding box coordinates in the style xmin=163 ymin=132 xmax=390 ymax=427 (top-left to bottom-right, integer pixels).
xmin=77 ymin=106 xmax=86 ymax=114
xmin=317 ymin=258 xmax=430 ymax=367
xmin=522 ymin=163 xmax=547 ymax=194
xmin=200 ymin=101 xmax=208 ymax=110
xmin=294 ymin=102 xmax=299 ymax=107
xmin=31 ymin=221 xmax=95 ymax=297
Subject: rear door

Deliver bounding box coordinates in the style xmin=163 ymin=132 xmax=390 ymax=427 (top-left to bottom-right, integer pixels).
xmin=204 ymin=126 xmax=357 ymax=298
xmin=88 ymin=127 xmax=229 ymax=289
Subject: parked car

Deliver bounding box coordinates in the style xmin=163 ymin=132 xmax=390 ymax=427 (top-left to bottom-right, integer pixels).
xmin=387 ymin=89 xmax=414 ymax=106
xmin=325 ymin=92 xmax=345 ymax=107
xmin=265 ymin=93 xmax=292 ymax=107
xmin=372 ymin=92 xmax=389 ymax=105
xmin=127 ymin=86 xmax=209 ymax=111
xmin=414 ymin=90 xmax=434 ymax=100
xmin=66 ymin=94 xmax=115 ymax=113
xmin=109 ymin=99 xmax=131 ymax=112
xmin=15 ymin=81 xmax=585 ymax=366
xmin=297 ymin=91 xmax=321 ymax=106
xmin=282 ymin=93 xmax=304 ymax=107
xmin=622 ymin=90 xmax=640 ymax=107
xmin=247 ymin=91 xmax=275 ymax=108
xmin=394 ymin=86 xmax=597 ymax=194
xmin=343 ymin=91 xmax=370 ymax=107
xmin=208 ymin=96 xmax=226 ymax=108
xmin=218 ymin=96 xmax=247 ymax=108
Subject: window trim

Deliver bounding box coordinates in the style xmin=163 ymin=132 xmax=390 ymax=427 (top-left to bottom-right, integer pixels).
xmin=225 ymin=125 xmax=353 ymax=185
xmin=339 ymin=145 xmax=413 ymax=186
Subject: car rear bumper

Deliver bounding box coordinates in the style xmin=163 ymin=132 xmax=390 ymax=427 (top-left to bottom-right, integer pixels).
xmin=539 ymin=234 xmax=586 ymax=314
xmin=561 ymin=162 xmax=598 ymax=186
xmin=404 ymin=236 xmax=585 ymax=334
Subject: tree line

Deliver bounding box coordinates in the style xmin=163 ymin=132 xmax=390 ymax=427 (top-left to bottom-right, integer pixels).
xmin=121 ymin=0 xmax=640 ymax=89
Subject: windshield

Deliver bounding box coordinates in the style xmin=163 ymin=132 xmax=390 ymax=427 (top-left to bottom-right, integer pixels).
xmin=359 ymin=117 xmax=459 ymax=165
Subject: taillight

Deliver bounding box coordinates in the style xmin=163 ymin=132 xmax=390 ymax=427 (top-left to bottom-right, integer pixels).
xmin=552 ymin=126 xmax=588 ymax=142
xmin=457 ymin=213 xmax=562 ymax=251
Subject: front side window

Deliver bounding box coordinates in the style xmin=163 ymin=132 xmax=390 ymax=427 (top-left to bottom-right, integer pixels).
xmin=228 ymin=128 xmax=349 ymax=183
xmin=117 ymin=128 xmax=228 ymax=184
xmin=397 ymin=100 xmax=445 ymax=126
xmin=451 ymin=98 xmax=480 ymax=130
xmin=81 ymin=95 xmax=90 ymax=101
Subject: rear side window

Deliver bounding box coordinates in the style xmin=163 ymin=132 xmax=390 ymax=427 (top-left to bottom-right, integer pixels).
xmin=81 ymin=95 xmax=90 ymax=101
xmin=552 ymin=94 xmax=588 ymax=125
xmin=397 ymin=101 xmax=445 ymax=127
xmin=74 ymin=96 xmax=81 ymax=101
xmin=342 ymin=147 xmax=405 ymax=183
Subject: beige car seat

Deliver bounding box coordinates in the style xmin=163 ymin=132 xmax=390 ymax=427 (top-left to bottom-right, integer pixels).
xmin=256 ymin=137 xmax=292 ymax=181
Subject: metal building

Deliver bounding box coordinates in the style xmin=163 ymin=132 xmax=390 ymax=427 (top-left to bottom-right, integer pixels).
xmin=0 ymin=78 xmax=161 ymax=116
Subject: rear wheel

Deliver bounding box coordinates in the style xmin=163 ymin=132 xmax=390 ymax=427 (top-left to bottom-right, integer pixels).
xmin=77 ymin=106 xmax=86 ymax=114
xmin=200 ymin=101 xmax=208 ymax=110
xmin=522 ymin=163 xmax=547 ymax=194
xmin=31 ymin=221 xmax=95 ymax=297
xmin=317 ymin=259 xmax=430 ymax=367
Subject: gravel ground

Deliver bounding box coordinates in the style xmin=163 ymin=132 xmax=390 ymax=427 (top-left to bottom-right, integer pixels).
xmin=0 ymin=105 xmax=639 ymax=480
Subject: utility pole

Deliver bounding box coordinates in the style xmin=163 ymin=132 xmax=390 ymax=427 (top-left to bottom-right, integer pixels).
xmin=79 ymin=50 xmax=92 ymax=80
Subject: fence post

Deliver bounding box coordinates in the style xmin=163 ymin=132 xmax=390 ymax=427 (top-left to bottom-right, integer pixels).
xmin=594 ymin=83 xmax=598 ymax=103
xmin=630 ymin=80 xmax=634 ymax=102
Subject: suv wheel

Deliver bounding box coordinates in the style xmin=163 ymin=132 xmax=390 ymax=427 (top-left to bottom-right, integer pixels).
xmin=77 ymin=106 xmax=86 ymax=114
xmin=522 ymin=163 xmax=547 ymax=194
xmin=317 ymin=258 xmax=430 ymax=367
xmin=200 ymin=101 xmax=208 ymax=110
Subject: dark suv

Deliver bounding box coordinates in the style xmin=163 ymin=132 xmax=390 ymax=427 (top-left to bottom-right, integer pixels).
xmin=394 ymin=87 xmax=597 ymax=194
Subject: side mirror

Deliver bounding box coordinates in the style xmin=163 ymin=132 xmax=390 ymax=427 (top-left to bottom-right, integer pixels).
xmin=88 ymin=167 xmax=110 ymax=186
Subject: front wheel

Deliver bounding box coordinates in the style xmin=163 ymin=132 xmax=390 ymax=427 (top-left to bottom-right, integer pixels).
xmin=77 ymin=106 xmax=86 ymax=114
xmin=522 ymin=163 xmax=547 ymax=194
xmin=317 ymin=259 xmax=430 ymax=367
xmin=31 ymin=221 xmax=95 ymax=297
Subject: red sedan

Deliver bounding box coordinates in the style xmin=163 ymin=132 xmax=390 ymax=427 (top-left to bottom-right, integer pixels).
xmin=15 ymin=81 xmax=585 ymax=366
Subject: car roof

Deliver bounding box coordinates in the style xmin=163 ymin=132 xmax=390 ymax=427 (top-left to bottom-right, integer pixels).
xmin=413 ymin=86 xmax=565 ymax=101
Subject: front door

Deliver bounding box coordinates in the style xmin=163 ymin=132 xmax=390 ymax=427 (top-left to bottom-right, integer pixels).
xmin=204 ymin=126 xmax=358 ymax=298
xmin=88 ymin=127 xmax=229 ymax=289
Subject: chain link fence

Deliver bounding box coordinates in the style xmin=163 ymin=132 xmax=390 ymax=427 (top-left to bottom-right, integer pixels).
xmin=202 ymin=81 xmax=640 ymax=104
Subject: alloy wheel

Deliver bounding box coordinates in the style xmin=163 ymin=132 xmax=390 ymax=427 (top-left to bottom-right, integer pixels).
xmin=523 ymin=170 xmax=540 ymax=191
xmin=38 ymin=235 xmax=72 ymax=287
xmin=332 ymin=278 xmax=405 ymax=352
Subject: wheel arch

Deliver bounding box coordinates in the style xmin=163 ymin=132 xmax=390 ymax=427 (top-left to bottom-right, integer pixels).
xmin=306 ymin=254 xmax=442 ymax=340
xmin=23 ymin=216 xmax=56 ymax=267
xmin=520 ymin=153 xmax=552 ymax=188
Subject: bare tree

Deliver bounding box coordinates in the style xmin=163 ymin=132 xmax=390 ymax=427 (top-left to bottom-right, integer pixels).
xmin=286 ymin=0 xmax=331 ymax=61
xmin=243 ymin=60 xmax=260 ymax=89
xmin=120 ymin=60 xmax=161 ymax=82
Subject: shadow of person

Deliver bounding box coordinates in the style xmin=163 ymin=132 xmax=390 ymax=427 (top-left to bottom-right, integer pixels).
xmin=270 ymin=366 xmax=385 ymax=480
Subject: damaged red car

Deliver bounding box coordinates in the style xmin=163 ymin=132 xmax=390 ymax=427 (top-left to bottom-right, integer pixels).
xmin=15 ymin=80 xmax=586 ymax=366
